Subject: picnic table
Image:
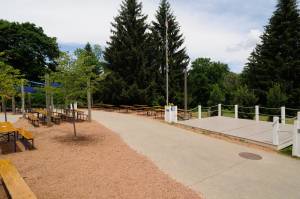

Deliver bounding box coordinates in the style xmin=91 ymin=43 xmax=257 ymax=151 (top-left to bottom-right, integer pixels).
xmin=119 ymin=105 xmax=133 ymax=113
xmin=0 ymin=122 xmax=18 ymax=152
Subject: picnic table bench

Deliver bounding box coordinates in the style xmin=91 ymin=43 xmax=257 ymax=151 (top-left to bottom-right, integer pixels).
xmin=26 ymin=114 xmax=39 ymax=127
xmin=0 ymin=123 xmax=18 ymax=152
xmin=0 ymin=160 xmax=37 ymax=199
xmin=16 ymin=128 xmax=34 ymax=150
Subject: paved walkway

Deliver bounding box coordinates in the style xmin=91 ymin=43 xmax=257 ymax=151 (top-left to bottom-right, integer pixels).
xmin=179 ymin=116 xmax=293 ymax=150
xmin=0 ymin=113 xmax=21 ymax=123
xmin=93 ymin=110 xmax=300 ymax=199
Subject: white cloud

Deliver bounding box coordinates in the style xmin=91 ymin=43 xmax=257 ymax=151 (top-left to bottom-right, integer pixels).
xmin=0 ymin=0 xmax=274 ymax=73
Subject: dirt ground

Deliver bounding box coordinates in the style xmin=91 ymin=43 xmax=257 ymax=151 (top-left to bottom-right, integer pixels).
xmin=0 ymin=119 xmax=202 ymax=199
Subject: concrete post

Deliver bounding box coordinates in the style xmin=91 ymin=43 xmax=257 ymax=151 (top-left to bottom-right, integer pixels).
xmin=235 ymin=105 xmax=238 ymax=119
xmin=281 ymin=106 xmax=285 ymax=125
xmin=218 ymin=104 xmax=221 ymax=117
xmin=164 ymin=106 xmax=171 ymax=123
xmin=255 ymin=105 xmax=259 ymax=122
xmin=292 ymin=112 xmax=300 ymax=157
xmin=172 ymin=106 xmax=178 ymax=123
xmin=272 ymin=116 xmax=280 ymax=145
xmin=198 ymin=105 xmax=202 ymax=119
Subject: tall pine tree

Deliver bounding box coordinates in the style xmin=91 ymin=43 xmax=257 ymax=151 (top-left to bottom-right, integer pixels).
xmin=151 ymin=0 xmax=189 ymax=106
xmin=243 ymin=0 xmax=300 ymax=107
xmin=104 ymin=0 xmax=151 ymax=105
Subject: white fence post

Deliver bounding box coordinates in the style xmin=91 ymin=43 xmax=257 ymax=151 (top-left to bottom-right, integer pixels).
xmin=218 ymin=104 xmax=221 ymax=117
xmin=198 ymin=105 xmax=202 ymax=119
xmin=235 ymin=105 xmax=238 ymax=119
xmin=292 ymin=112 xmax=300 ymax=157
xmin=272 ymin=116 xmax=279 ymax=145
xmin=255 ymin=105 xmax=259 ymax=122
xmin=281 ymin=106 xmax=286 ymax=125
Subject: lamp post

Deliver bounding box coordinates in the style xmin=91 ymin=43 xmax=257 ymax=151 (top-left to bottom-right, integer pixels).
xmin=165 ymin=11 xmax=169 ymax=106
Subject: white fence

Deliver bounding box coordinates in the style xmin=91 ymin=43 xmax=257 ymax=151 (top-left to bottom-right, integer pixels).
xmin=197 ymin=104 xmax=298 ymax=124
xmin=292 ymin=112 xmax=300 ymax=157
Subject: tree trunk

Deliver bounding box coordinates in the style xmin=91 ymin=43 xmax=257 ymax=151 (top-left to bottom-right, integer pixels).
xmin=72 ymin=102 xmax=77 ymax=137
xmin=87 ymin=79 xmax=92 ymax=122
xmin=3 ymin=97 xmax=7 ymax=122
xmin=45 ymin=74 xmax=52 ymax=127
xmin=12 ymin=96 xmax=16 ymax=114
xmin=1 ymin=97 xmax=4 ymax=112
xmin=28 ymin=93 xmax=32 ymax=111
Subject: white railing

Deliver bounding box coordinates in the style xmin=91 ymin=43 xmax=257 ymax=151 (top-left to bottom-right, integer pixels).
xmin=196 ymin=104 xmax=299 ymax=124
xmin=292 ymin=112 xmax=300 ymax=157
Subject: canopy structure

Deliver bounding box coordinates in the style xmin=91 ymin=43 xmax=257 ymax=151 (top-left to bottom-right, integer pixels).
xmin=20 ymin=80 xmax=60 ymax=116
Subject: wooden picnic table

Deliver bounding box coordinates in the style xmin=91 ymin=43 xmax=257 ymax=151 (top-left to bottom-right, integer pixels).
xmin=119 ymin=105 xmax=133 ymax=113
xmin=0 ymin=122 xmax=18 ymax=152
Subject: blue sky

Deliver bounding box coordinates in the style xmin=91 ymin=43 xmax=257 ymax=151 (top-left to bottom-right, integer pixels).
xmin=1 ymin=0 xmax=283 ymax=73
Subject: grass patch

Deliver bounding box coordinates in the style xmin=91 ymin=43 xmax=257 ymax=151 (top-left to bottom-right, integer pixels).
xmin=280 ymin=146 xmax=293 ymax=156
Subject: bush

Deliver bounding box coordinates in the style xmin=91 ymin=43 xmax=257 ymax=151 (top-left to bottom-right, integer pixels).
xmin=233 ymin=86 xmax=258 ymax=119
xmin=267 ymin=83 xmax=287 ymax=108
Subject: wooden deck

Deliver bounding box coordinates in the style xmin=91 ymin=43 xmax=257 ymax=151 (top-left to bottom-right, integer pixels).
xmin=178 ymin=116 xmax=293 ymax=150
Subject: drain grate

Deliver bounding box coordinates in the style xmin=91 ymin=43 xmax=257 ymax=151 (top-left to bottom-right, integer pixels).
xmin=239 ymin=152 xmax=262 ymax=160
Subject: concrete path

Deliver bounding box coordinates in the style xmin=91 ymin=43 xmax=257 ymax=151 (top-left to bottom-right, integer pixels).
xmin=0 ymin=113 xmax=21 ymax=123
xmin=92 ymin=111 xmax=300 ymax=199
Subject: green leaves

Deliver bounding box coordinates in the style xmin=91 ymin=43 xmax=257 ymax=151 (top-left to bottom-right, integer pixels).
xmin=243 ymin=0 xmax=300 ymax=107
xmin=0 ymin=61 xmax=23 ymax=99
xmin=0 ymin=20 xmax=59 ymax=81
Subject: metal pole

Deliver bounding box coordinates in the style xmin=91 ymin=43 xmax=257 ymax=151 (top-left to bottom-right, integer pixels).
xmin=87 ymin=78 xmax=92 ymax=122
xmin=184 ymin=68 xmax=188 ymax=119
xmin=45 ymin=74 xmax=51 ymax=126
xmin=165 ymin=11 xmax=169 ymax=106
xmin=21 ymin=80 xmax=25 ymax=117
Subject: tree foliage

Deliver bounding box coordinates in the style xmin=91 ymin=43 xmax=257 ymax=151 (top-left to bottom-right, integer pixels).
xmin=0 ymin=20 xmax=59 ymax=81
xmin=150 ymin=0 xmax=189 ymax=105
xmin=188 ymin=58 xmax=229 ymax=107
xmin=102 ymin=0 xmax=152 ymax=105
xmin=243 ymin=0 xmax=300 ymax=107
xmin=266 ymin=83 xmax=288 ymax=108
xmin=0 ymin=61 xmax=22 ymax=121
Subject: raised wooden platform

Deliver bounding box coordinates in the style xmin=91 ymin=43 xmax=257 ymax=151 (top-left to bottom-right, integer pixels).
xmin=178 ymin=116 xmax=293 ymax=150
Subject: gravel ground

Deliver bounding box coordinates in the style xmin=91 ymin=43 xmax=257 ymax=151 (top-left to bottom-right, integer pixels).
xmin=0 ymin=119 xmax=202 ymax=199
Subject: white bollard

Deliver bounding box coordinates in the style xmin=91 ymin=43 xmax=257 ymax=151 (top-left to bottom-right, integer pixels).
xmin=281 ymin=106 xmax=286 ymax=125
xmin=292 ymin=119 xmax=300 ymax=157
xmin=218 ymin=104 xmax=221 ymax=117
xmin=235 ymin=105 xmax=238 ymax=119
xmin=164 ymin=106 xmax=171 ymax=123
xmin=272 ymin=117 xmax=280 ymax=145
xmin=255 ymin=105 xmax=259 ymax=122
xmin=198 ymin=105 xmax=202 ymax=119
xmin=172 ymin=106 xmax=178 ymax=123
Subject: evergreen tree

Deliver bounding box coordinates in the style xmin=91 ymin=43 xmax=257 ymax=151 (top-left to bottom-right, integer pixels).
xmin=151 ymin=0 xmax=189 ymax=106
xmin=243 ymin=0 xmax=300 ymax=107
xmin=104 ymin=0 xmax=151 ymax=105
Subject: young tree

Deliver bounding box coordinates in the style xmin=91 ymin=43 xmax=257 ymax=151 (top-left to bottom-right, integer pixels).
xmin=74 ymin=43 xmax=103 ymax=122
xmin=0 ymin=61 xmax=22 ymax=121
xmin=0 ymin=20 xmax=59 ymax=81
xmin=151 ymin=0 xmax=189 ymax=106
xmin=104 ymin=0 xmax=150 ymax=105
xmin=52 ymin=52 xmax=83 ymax=136
xmin=243 ymin=0 xmax=300 ymax=107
